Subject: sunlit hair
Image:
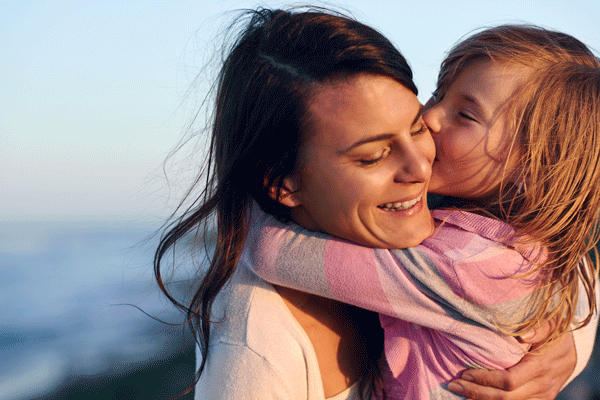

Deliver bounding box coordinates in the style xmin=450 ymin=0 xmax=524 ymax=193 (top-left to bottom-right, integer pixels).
xmin=436 ymin=25 xmax=600 ymax=345
xmin=154 ymin=7 xmax=416 ymax=397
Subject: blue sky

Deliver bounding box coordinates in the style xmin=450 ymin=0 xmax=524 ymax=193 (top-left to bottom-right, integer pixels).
xmin=2 ymin=0 xmax=599 ymax=221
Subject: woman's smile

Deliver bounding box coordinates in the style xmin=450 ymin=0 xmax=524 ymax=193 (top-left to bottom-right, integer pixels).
xmin=378 ymin=195 xmax=423 ymax=212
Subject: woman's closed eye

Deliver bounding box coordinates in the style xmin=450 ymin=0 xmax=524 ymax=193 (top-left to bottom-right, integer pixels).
xmin=411 ymin=124 xmax=429 ymax=136
xmin=358 ymin=147 xmax=390 ymax=166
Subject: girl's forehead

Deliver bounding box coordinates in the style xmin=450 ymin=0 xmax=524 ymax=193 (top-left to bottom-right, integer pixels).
xmin=449 ymin=60 xmax=530 ymax=87
xmin=442 ymin=61 xmax=531 ymax=125
xmin=449 ymin=62 xmax=530 ymax=100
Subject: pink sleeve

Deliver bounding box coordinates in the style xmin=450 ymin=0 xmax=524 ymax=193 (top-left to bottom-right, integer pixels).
xmin=243 ymin=205 xmax=532 ymax=377
xmin=244 ymin=206 xmax=534 ymax=334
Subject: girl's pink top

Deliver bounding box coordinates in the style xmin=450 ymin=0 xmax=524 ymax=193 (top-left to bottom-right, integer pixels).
xmin=242 ymin=206 xmax=544 ymax=399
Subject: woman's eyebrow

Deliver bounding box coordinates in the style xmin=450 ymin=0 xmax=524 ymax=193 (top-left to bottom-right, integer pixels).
xmin=338 ymin=105 xmax=425 ymax=155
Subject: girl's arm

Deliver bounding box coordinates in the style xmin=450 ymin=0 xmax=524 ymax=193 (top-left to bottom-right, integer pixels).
xmin=244 ymin=206 xmax=536 ymax=346
xmin=245 ymin=206 xmax=455 ymax=331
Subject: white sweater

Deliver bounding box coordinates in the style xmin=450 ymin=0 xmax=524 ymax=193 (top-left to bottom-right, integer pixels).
xmin=194 ymin=261 xmax=363 ymax=400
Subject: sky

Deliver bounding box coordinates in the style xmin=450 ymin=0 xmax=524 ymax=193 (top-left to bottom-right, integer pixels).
xmin=2 ymin=0 xmax=599 ymax=222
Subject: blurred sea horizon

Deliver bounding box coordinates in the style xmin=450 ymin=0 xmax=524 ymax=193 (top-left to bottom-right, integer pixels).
xmin=1 ymin=220 xmax=598 ymax=399
xmin=1 ymin=220 xmax=195 ymax=400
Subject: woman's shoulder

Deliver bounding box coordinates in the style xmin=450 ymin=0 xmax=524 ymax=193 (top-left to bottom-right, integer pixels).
xmin=210 ymin=263 xmax=321 ymax=370
xmin=211 ymin=264 xmax=309 ymax=344
xmin=199 ymin=263 xmax=325 ymax=398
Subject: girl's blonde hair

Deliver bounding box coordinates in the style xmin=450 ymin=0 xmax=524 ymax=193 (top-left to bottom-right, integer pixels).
xmin=437 ymin=25 xmax=600 ymax=344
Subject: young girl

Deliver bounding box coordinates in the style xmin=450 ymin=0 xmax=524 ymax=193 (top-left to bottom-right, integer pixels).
xmin=243 ymin=25 xmax=600 ymax=399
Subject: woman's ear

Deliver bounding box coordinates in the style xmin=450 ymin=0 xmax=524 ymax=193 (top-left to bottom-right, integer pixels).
xmin=268 ymin=175 xmax=302 ymax=208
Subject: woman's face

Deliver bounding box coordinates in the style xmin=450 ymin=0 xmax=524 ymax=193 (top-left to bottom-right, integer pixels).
xmin=424 ymin=61 xmax=525 ymax=199
xmin=282 ymin=73 xmax=435 ymax=249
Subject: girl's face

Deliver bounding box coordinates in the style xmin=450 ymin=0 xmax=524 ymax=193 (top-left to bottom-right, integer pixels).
xmin=425 ymin=61 xmax=525 ymax=200
xmin=281 ymin=73 xmax=435 ymax=249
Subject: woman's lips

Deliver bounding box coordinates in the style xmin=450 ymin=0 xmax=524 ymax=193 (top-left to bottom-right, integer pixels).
xmin=378 ymin=196 xmax=421 ymax=211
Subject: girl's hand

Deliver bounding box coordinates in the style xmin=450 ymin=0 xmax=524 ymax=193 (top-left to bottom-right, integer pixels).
xmin=447 ymin=328 xmax=576 ymax=400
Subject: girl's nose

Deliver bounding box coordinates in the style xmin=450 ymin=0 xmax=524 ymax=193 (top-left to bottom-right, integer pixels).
xmin=423 ymin=104 xmax=442 ymax=134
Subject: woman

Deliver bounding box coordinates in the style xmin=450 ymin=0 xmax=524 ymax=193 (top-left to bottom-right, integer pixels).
xmin=154 ymin=8 xmax=586 ymax=399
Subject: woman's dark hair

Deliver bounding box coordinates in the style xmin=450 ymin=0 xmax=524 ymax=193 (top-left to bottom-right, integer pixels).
xmin=154 ymin=7 xmax=416 ymax=396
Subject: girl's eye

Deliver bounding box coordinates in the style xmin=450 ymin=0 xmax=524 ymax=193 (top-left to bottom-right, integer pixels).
xmin=458 ymin=111 xmax=477 ymax=122
xmin=359 ymin=148 xmax=390 ymax=166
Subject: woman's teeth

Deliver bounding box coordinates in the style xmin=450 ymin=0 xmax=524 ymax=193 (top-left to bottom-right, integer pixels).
xmin=379 ymin=197 xmax=420 ymax=211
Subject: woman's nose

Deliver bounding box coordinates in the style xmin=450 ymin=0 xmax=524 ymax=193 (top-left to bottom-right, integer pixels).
xmin=394 ymin=143 xmax=432 ymax=183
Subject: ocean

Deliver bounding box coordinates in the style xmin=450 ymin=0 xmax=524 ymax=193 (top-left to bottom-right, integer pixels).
xmin=0 ymin=220 xmax=195 ymax=400
xmin=1 ymin=220 xmax=598 ymax=399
